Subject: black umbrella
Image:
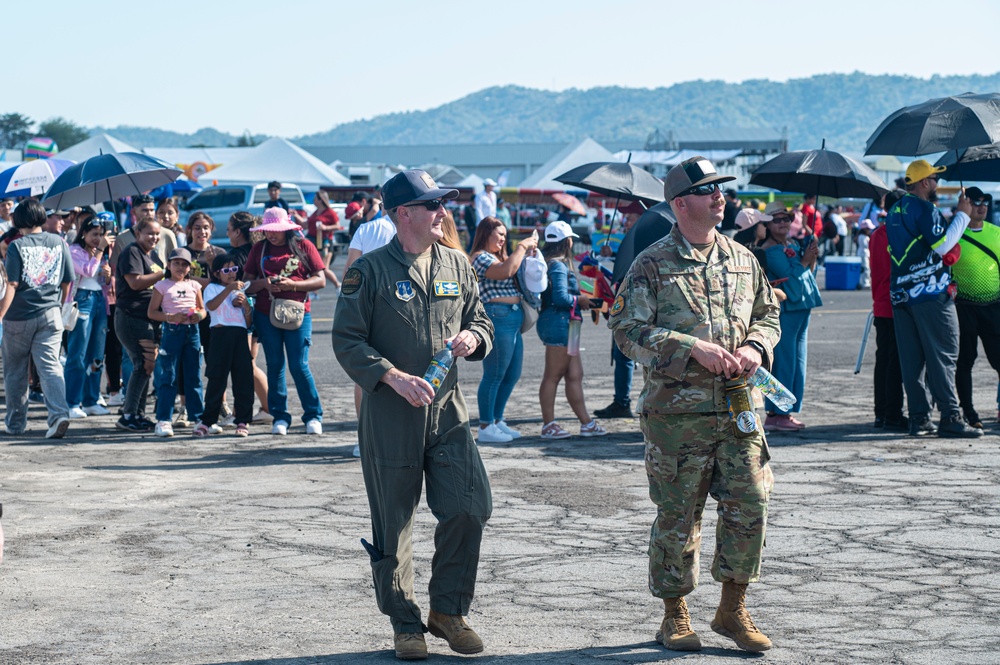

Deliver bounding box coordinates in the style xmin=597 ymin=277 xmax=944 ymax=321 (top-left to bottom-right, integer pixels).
xmin=42 ymin=152 xmax=182 ymax=209
xmin=611 ymin=201 xmax=675 ymax=286
xmin=934 ymin=143 xmax=1000 ymax=181
xmin=864 ymin=92 xmax=1000 ymax=156
xmin=555 ymin=161 xmax=665 ymax=205
xmin=749 ymin=146 xmax=890 ymax=199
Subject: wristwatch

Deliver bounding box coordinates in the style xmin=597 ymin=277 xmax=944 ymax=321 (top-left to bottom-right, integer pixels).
xmin=742 ymin=340 xmax=765 ymax=356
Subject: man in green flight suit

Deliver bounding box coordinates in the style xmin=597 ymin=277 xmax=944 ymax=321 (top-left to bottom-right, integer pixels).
xmin=609 ymin=157 xmax=781 ymax=653
xmin=332 ymin=169 xmax=495 ymax=661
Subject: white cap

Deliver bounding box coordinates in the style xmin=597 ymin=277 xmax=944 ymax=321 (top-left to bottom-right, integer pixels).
xmin=483 ymin=178 xmax=497 ymax=187
xmin=544 ymin=220 xmax=579 ymax=242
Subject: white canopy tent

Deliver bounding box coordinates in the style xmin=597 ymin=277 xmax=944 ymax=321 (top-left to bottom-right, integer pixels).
xmin=58 ymin=134 xmax=139 ymax=162
xmin=520 ymin=138 xmax=614 ymax=190
xmin=197 ymin=138 xmax=350 ymax=188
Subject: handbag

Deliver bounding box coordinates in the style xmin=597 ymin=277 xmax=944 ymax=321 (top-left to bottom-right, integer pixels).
xmin=520 ymin=298 xmax=538 ymax=333
xmin=61 ymin=301 xmax=79 ymax=331
xmin=515 ymin=255 xmax=544 ymax=333
xmin=269 ymin=296 xmax=305 ymax=330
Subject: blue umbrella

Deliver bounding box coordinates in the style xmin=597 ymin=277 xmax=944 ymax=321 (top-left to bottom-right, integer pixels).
xmin=41 ymin=152 xmax=182 ymax=209
xmin=149 ymin=178 xmax=203 ymax=200
xmin=0 ymin=159 xmax=75 ymax=197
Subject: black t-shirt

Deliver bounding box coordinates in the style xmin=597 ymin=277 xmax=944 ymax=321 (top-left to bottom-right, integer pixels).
xmin=228 ymin=243 xmax=252 ymax=279
xmin=115 ymin=242 xmax=164 ymax=318
xmin=263 ymin=199 xmax=289 ymax=212
xmin=721 ymin=201 xmax=740 ymax=231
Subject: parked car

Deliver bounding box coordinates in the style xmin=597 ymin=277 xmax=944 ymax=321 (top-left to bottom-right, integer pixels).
xmin=178 ymin=183 xmax=312 ymax=245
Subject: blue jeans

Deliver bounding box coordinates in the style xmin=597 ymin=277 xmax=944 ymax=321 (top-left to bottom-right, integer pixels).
xmin=536 ymin=307 xmax=570 ymax=347
xmin=65 ymin=289 xmax=108 ymax=408
xmin=154 ymin=323 xmax=204 ymax=423
xmin=477 ymin=302 xmax=524 ymax=423
xmin=254 ymin=311 xmax=322 ymax=425
xmin=612 ymin=340 xmax=634 ymax=407
xmin=768 ymin=308 xmax=811 ymax=414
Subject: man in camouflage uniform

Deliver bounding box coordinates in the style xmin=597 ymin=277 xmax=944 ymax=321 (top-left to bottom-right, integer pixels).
xmin=609 ymin=157 xmax=781 ymax=653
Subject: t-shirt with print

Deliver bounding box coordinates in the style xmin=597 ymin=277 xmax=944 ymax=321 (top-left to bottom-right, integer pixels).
xmin=203 ymin=283 xmax=249 ymax=328
xmin=187 ymin=244 xmax=221 ymax=282
xmin=116 ymin=242 xmax=164 ymax=319
xmin=885 ymin=193 xmax=951 ymax=306
xmin=3 ymin=232 xmax=73 ymax=321
xmin=154 ymin=278 xmax=200 ymax=316
xmin=243 ymin=239 xmax=324 ymax=315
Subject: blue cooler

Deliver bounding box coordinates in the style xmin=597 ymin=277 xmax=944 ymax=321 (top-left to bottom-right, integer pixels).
xmin=825 ymin=256 xmax=862 ymax=290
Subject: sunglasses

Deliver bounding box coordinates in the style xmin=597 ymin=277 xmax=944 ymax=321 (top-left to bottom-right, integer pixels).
xmin=403 ymin=198 xmax=444 ymax=211
xmin=971 ymin=198 xmax=990 ymax=207
xmin=769 ymin=215 xmax=793 ymax=223
xmin=676 ymin=183 xmax=719 ymax=199
xmin=218 ymin=266 xmax=240 ymax=275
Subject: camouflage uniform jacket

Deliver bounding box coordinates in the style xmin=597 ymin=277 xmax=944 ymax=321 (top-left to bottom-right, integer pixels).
xmin=609 ymin=225 xmax=781 ymax=415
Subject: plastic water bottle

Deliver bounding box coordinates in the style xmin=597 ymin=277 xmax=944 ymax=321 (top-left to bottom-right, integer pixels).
xmin=749 ymin=367 xmax=796 ymax=411
xmin=423 ymin=342 xmax=454 ymax=393
xmin=567 ymin=319 xmax=582 ymax=356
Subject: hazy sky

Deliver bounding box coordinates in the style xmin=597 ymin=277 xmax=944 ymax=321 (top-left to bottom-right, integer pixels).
xmin=7 ymin=0 xmax=999 ymax=137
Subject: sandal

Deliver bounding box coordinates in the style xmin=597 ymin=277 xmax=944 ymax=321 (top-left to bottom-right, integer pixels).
xmin=234 ymin=423 xmax=249 ymax=437
xmin=540 ymin=421 xmax=572 ymax=440
xmin=192 ymin=423 xmax=210 ymax=437
xmin=580 ymin=420 xmax=608 ymax=437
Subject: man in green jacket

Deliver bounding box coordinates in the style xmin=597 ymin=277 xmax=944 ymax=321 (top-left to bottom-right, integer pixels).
xmin=332 ymin=170 xmax=494 ymax=661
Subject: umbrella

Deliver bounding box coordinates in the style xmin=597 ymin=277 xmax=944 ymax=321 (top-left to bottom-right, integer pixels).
xmin=934 ymin=143 xmax=1000 ymax=181
xmin=551 ymin=192 xmax=587 ymax=216
xmin=42 ymin=152 xmax=182 ymax=209
xmin=555 ymin=161 xmax=665 ymax=205
xmin=611 ymin=201 xmax=676 ymax=286
xmin=749 ymin=146 xmax=890 ymax=199
xmin=149 ymin=178 xmax=203 ymax=200
xmin=864 ymin=92 xmax=1000 ymax=156
xmin=0 ymin=159 xmax=75 ymax=197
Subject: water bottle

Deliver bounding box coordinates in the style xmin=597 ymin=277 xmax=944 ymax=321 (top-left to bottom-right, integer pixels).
xmin=423 ymin=342 xmax=454 ymax=393
xmin=86 ymin=359 xmax=104 ymax=376
xmin=725 ymin=378 xmax=759 ymax=438
xmin=749 ymin=367 xmax=796 ymax=412
xmin=567 ymin=319 xmax=582 ymax=356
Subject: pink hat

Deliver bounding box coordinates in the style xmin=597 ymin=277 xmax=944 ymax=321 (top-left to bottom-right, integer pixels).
xmin=735 ymin=208 xmax=772 ymax=230
xmin=250 ymin=207 xmax=302 ymax=233
xmin=860 ymin=219 xmax=876 ymax=231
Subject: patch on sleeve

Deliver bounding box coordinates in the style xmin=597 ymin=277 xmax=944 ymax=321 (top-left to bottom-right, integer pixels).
xmin=341 ymin=268 xmax=363 ymax=295
xmin=610 ymin=294 xmax=625 ymax=316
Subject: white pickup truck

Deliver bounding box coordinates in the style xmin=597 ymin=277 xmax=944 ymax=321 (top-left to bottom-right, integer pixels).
xmin=178 ymin=183 xmax=313 ymax=245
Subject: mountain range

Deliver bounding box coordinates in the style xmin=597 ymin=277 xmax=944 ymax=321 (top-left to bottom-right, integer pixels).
xmin=93 ymin=72 xmax=1000 ymax=154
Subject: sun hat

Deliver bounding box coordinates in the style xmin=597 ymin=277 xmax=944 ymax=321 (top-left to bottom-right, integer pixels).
xmin=381 ymin=169 xmax=459 ymax=210
xmin=663 ymin=157 xmax=736 ymax=200
xmin=904 ymin=159 xmax=946 ymax=185
xmin=735 ymin=208 xmax=773 ymax=230
xmin=544 ymin=220 xmax=579 ymax=242
xmin=763 ymin=201 xmax=790 ymax=217
xmin=250 ymin=207 xmax=302 ymax=233
xmin=167 ymin=247 xmax=193 ymax=265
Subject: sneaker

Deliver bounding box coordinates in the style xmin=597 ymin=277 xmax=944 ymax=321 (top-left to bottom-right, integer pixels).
xmin=155 ymin=421 xmax=174 ymax=437
xmin=938 ymin=415 xmax=983 ymax=439
xmin=580 ymin=419 xmax=608 ymax=437
xmin=208 ymin=423 xmax=224 ymax=435
xmin=873 ymin=417 xmax=885 ymax=429
xmin=272 ymin=421 xmax=289 ymax=436
xmin=594 ymin=401 xmax=635 ymax=419
xmin=45 ymin=417 xmax=70 ymax=439
xmin=173 ymin=409 xmax=190 ymax=429
xmin=909 ymin=416 xmax=937 ymax=436
xmin=68 ymin=407 xmax=88 ymax=419
xmin=116 ymin=416 xmax=152 ymax=432
xmin=495 ymin=420 xmax=522 ymax=439
xmin=786 ymin=416 xmax=807 ymax=429
xmin=477 ymin=423 xmax=512 ymax=443
xmin=29 ymin=390 xmax=44 ymax=404
xmin=305 ymin=419 xmax=322 ymax=435
xmin=964 ymin=411 xmax=984 ymax=430
xmin=83 ymin=404 xmax=111 ymax=416
xmin=219 ymin=415 xmax=236 ymax=429
xmin=97 ymin=394 xmax=108 ymax=407
xmin=106 ymin=392 xmax=125 ymax=407
xmin=352 ymin=443 xmax=361 ymax=458
xmin=4 ymin=425 xmax=25 ymax=435
xmin=253 ymin=408 xmax=273 ymax=423
xmin=764 ymin=414 xmax=799 ymax=432
xmin=540 ymin=421 xmax=572 ymax=439
xmin=137 ymin=416 xmax=157 ymax=430
xmin=884 ymin=415 xmax=909 ymax=431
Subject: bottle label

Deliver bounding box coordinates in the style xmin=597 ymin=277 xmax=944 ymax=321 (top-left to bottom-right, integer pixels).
xmin=735 ymin=411 xmax=758 ymax=434
xmin=725 ymin=382 xmax=759 ymax=438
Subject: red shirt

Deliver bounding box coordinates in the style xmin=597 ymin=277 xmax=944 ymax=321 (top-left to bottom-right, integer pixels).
xmin=869 ymin=225 xmax=892 ymax=318
xmin=244 ymin=239 xmax=325 ymax=314
xmin=802 ymin=204 xmax=822 ymax=238
xmin=306 ymin=208 xmax=340 ymax=243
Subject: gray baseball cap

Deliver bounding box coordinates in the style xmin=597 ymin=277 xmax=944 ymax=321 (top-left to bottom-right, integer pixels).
xmin=381 ymin=169 xmax=459 ymax=210
xmin=663 ymin=157 xmax=736 ymax=201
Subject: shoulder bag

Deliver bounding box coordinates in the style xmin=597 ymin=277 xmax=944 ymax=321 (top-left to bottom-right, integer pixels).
xmin=261 ymin=246 xmax=305 ymax=330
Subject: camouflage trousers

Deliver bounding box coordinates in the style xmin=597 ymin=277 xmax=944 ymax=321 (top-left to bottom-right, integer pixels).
xmin=641 ymin=412 xmax=774 ymax=598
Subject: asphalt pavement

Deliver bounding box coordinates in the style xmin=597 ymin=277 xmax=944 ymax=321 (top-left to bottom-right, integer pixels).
xmin=1 ymin=261 xmax=999 ymax=664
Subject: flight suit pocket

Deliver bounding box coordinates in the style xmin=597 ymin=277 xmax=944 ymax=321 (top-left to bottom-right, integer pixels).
xmin=659 ymin=271 xmax=706 ymax=327
xmin=426 ymin=422 xmax=492 ymax=519
xmin=645 ymin=441 xmax=678 ymax=507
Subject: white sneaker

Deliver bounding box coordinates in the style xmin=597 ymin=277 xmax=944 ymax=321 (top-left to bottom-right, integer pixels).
xmin=155 ymin=421 xmax=174 ymax=437
xmin=83 ymin=404 xmax=111 ymax=416
xmin=253 ymin=408 xmax=273 ymax=423
xmin=306 ymin=419 xmax=322 ymax=435
xmin=173 ymin=409 xmax=190 ymax=428
xmin=68 ymin=407 xmax=88 ymax=419
xmin=106 ymin=392 xmax=125 ymax=406
xmin=97 ymin=395 xmax=108 ymax=407
xmin=272 ymin=421 xmax=289 ymax=436
xmin=477 ymin=423 xmax=512 ymax=443
xmin=352 ymin=443 xmax=361 ymax=458
xmin=495 ymin=420 xmax=522 ymax=439
xmin=208 ymin=423 xmax=224 ymax=434
xmin=45 ymin=417 xmax=70 ymax=439
xmin=219 ymin=415 xmax=236 ymax=429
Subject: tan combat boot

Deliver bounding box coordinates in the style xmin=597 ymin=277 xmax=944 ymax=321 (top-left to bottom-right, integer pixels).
xmin=710 ymin=581 xmax=773 ymax=652
xmin=427 ymin=610 xmax=484 ymax=654
xmin=393 ymin=631 xmax=428 ymax=660
xmin=655 ymin=596 xmax=702 ymax=651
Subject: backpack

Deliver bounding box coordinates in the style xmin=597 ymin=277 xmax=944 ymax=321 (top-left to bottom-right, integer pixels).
xmin=823 ymin=219 xmax=839 ymax=239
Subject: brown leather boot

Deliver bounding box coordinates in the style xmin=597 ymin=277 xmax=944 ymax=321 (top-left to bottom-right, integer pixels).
xmin=711 ymin=581 xmax=773 ymax=652
xmin=655 ymin=596 xmax=702 ymax=651
xmin=393 ymin=632 xmax=428 ymax=660
xmin=427 ymin=610 xmax=484 ymax=654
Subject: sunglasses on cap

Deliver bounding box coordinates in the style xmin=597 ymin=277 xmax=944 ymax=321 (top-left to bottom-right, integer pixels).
xmin=675 ymin=183 xmax=719 ymax=199
xmin=218 ymin=266 xmax=240 ymax=275
xmin=403 ymin=198 xmax=445 ymax=211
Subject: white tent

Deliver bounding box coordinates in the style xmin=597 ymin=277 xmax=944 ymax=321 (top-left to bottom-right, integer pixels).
xmin=58 ymin=134 xmax=140 ymax=162
xmin=520 ymin=137 xmax=614 ymax=190
xmin=198 ymin=137 xmax=350 ymax=187
xmin=143 ymin=147 xmax=251 ymax=169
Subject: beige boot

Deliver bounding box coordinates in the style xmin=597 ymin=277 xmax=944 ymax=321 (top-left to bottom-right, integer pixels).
xmin=393 ymin=632 xmax=427 ymax=660
xmin=711 ymin=581 xmax=773 ymax=652
xmin=427 ymin=610 xmax=484 ymax=654
xmin=655 ymin=596 xmax=702 ymax=651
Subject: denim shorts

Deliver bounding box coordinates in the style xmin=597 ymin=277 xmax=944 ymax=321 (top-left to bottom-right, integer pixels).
xmin=536 ymin=308 xmax=569 ymax=347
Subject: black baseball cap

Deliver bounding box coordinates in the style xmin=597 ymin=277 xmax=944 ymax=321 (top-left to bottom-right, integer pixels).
xmin=381 ymin=170 xmax=458 ymax=210
xmin=965 ymin=186 xmax=991 ymax=202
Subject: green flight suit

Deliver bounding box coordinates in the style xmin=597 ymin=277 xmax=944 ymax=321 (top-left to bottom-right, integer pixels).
xmin=332 ymin=237 xmax=495 ymax=634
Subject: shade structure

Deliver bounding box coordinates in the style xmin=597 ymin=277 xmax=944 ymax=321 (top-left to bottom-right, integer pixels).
xmin=42 ymin=152 xmax=181 ymax=209
xmin=934 ymin=143 xmax=1000 ymax=182
xmin=864 ymin=92 xmax=1000 ymax=156
xmin=555 ymin=161 xmax=665 ymax=205
xmin=0 ymin=159 xmax=75 ymax=197
xmin=749 ymin=149 xmax=890 ymax=199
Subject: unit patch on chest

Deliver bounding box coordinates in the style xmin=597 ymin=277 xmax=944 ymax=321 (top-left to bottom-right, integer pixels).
xmin=433 ymin=280 xmax=460 ymax=297
xmin=395 ymin=280 xmax=416 ymax=302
